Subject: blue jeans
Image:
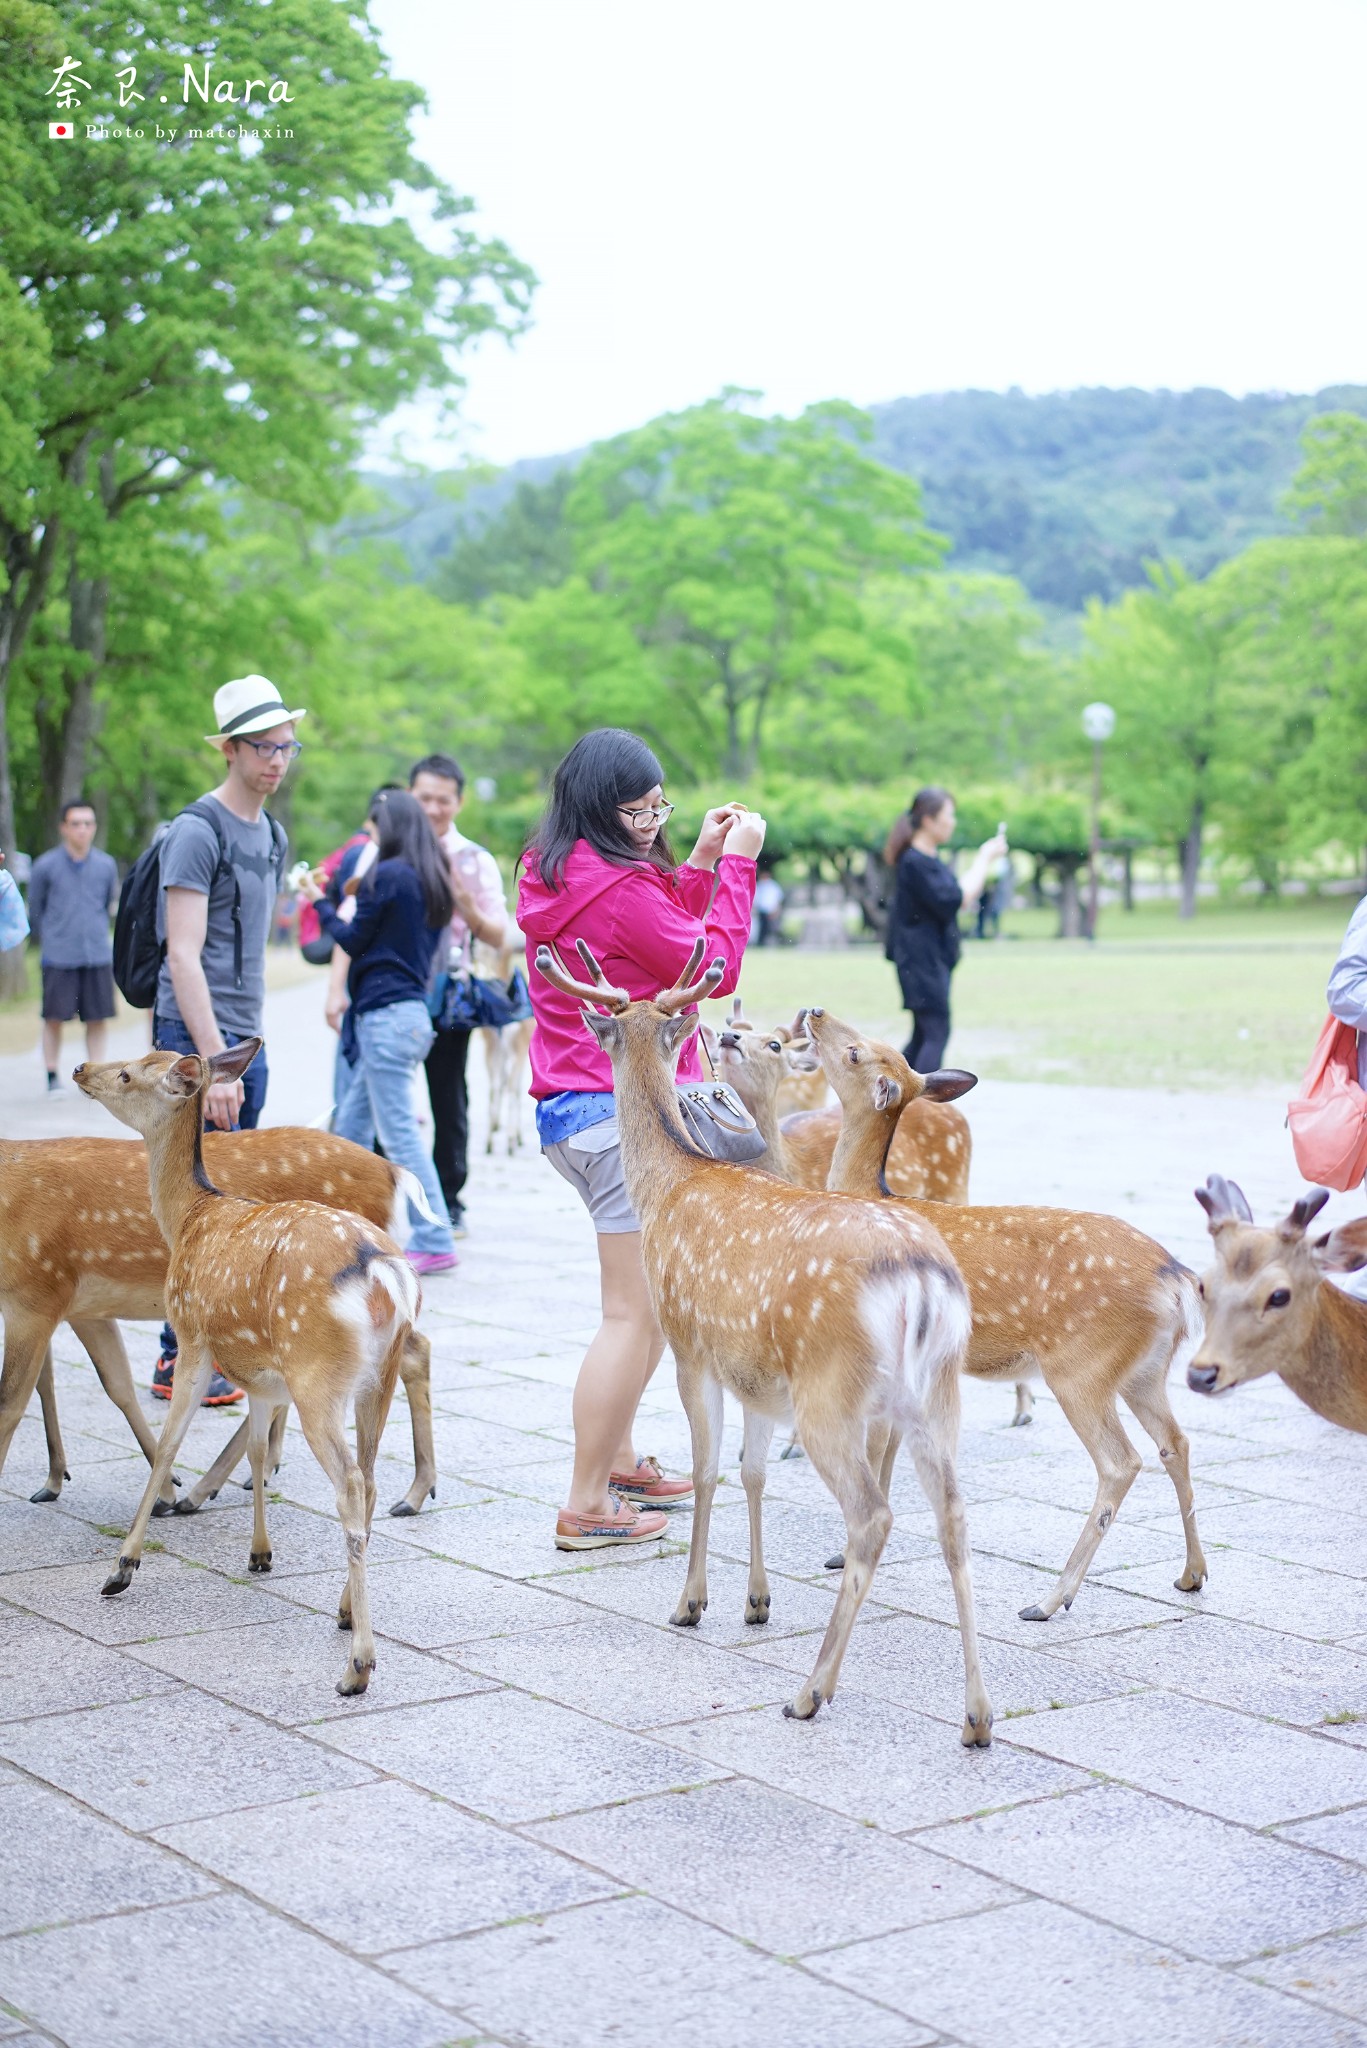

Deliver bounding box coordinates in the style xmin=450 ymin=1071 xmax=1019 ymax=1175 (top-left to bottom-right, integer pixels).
xmin=334 ymin=1000 xmax=454 ymax=1255
xmin=152 ymin=1017 xmax=270 ymax=1357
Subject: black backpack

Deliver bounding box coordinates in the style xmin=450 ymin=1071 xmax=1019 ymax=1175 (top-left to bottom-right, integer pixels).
xmin=113 ymin=799 xmax=286 ymax=1009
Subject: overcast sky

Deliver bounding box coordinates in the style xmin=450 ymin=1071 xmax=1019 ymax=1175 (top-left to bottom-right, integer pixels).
xmin=366 ymin=0 xmax=1367 ymax=470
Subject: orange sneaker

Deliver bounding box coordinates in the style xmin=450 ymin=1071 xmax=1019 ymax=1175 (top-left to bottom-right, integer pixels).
xmin=554 ymin=1495 xmax=670 ymax=1551
xmin=609 ymin=1455 xmax=693 ymax=1509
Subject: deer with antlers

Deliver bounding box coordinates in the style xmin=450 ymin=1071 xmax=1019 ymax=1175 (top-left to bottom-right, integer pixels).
xmin=535 ymin=938 xmax=992 ymax=1738
xmin=74 ymin=1040 xmax=420 ymax=1697
xmin=0 ymin=1131 xmax=437 ymax=1517
xmin=1189 ymin=1176 xmax=1367 ymax=1433
xmin=804 ymin=1009 xmax=1208 ymax=1618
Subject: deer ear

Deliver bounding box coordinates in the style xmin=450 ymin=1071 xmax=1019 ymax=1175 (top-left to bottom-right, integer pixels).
xmin=662 ymin=1009 xmax=698 ymax=1055
xmin=872 ymin=1074 xmax=902 ymax=1112
xmin=582 ymin=1008 xmax=623 ymax=1049
xmin=920 ymin=1068 xmax=978 ymax=1103
xmin=206 ymin=1038 xmax=262 ymax=1086
xmin=163 ymin=1056 xmax=203 ymax=1098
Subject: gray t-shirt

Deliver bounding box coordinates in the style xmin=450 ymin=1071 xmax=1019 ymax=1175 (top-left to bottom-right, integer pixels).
xmin=28 ymin=846 xmax=120 ymax=966
xmin=154 ymin=799 xmax=285 ymax=1036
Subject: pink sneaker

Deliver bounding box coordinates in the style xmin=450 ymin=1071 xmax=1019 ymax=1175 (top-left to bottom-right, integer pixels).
xmin=406 ymin=1250 xmax=459 ymax=1275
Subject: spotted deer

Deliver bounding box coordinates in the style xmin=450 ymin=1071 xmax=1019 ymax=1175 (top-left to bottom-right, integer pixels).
xmin=477 ymin=936 xmax=535 ymax=1155
xmin=715 ymin=1021 xmax=1033 ymax=1428
xmin=0 ymin=1131 xmax=437 ymax=1517
xmin=806 ymin=1009 xmax=1208 ymax=1619
xmin=75 ymin=1041 xmax=420 ymax=1697
xmin=1189 ymin=1176 xmax=1367 ymax=1433
xmin=535 ymin=939 xmax=992 ymax=1740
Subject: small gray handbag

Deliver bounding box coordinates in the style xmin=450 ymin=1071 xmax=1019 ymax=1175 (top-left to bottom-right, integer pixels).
xmin=674 ymin=1080 xmax=768 ymax=1162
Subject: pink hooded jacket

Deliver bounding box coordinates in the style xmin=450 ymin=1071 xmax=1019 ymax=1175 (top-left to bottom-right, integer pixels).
xmin=517 ymin=841 xmax=756 ymax=1098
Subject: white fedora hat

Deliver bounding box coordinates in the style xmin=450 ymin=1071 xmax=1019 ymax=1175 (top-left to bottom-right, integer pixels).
xmin=205 ymin=674 xmax=308 ymax=744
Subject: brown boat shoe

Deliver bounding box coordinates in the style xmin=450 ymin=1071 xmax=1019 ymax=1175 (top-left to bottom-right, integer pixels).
xmin=608 ymin=1455 xmax=694 ymax=1508
xmin=554 ymin=1494 xmax=670 ymax=1552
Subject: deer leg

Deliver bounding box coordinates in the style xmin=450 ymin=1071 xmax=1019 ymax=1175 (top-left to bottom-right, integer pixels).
xmin=294 ymin=1392 xmax=377 ymax=1695
xmin=669 ymin=1362 xmax=723 ymax=1628
xmin=32 ymin=1346 xmax=72 ymax=1502
xmin=102 ymin=1341 xmax=213 ymax=1595
xmin=825 ymin=1423 xmax=901 ymax=1571
xmin=1019 ymin=1381 xmax=1142 ymax=1621
xmin=354 ymin=1338 xmax=402 ymax=1546
xmin=1012 ymin=1382 xmax=1035 ymax=1426
xmin=0 ymin=1309 xmax=61 ymax=1496
xmin=245 ymin=1398 xmax=275 ymax=1573
xmin=901 ymin=1392 xmax=993 ymax=1747
xmin=1121 ymin=1368 xmax=1207 ymax=1593
xmin=174 ymin=1415 xmax=249 ymax=1513
xmin=389 ymin=1329 xmax=437 ymax=1517
xmin=786 ymin=1420 xmax=891 ymax=1720
xmin=740 ymin=1408 xmax=776 ymax=1624
xmin=68 ymin=1318 xmax=178 ymax=1512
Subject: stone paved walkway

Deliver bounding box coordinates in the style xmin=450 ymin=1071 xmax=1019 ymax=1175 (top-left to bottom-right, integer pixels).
xmin=3 ymin=980 xmax=1367 ymax=2046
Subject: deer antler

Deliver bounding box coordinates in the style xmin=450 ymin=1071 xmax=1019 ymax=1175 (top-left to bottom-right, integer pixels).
xmin=656 ymin=940 xmax=726 ymax=1015
xmin=533 ymin=943 xmax=630 ymax=1013
xmin=1194 ymin=1174 xmax=1255 ymax=1226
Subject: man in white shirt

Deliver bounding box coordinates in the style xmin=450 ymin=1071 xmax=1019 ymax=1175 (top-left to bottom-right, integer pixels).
xmin=409 ymin=753 xmax=509 ymax=1235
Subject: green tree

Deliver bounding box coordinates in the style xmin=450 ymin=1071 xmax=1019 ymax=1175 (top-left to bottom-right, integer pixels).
xmin=1284 ymin=412 xmax=1367 ymax=537
xmin=0 ymin=0 xmax=532 ymax=856
xmin=564 ymin=392 xmax=942 ymax=780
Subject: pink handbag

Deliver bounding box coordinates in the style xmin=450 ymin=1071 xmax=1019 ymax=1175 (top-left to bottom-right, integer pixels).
xmin=1288 ymin=1013 xmax=1367 ymax=1191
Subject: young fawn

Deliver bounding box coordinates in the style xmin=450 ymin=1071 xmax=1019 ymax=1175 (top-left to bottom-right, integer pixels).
xmin=805 ymin=1010 xmax=1208 ymax=1619
xmin=535 ymin=939 xmax=992 ymax=1739
xmin=714 ymin=997 xmax=973 ymax=1204
xmin=75 ymin=1041 xmax=420 ymax=1697
xmin=1190 ymin=1176 xmax=1367 ymax=1433
xmin=0 ymin=1130 xmax=437 ymax=1517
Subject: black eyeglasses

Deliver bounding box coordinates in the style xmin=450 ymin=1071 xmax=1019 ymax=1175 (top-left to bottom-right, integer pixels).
xmin=618 ymin=800 xmax=674 ymax=827
xmin=240 ymin=738 xmax=303 ymax=761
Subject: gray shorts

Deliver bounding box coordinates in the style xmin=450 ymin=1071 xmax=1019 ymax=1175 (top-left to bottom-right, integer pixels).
xmin=543 ymin=1118 xmax=639 ymax=1234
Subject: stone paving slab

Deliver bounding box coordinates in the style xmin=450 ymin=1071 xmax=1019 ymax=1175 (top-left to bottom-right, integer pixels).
xmin=4 ymin=975 xmax=1367 ymax=2044
xmin=309 ymin=1686 xmax=730 ymax=1824
xmin=916 ymin=1780 xmax=1367 ymax=1964
xmin=811 ymin=1895 xmax=1367 ymax=2047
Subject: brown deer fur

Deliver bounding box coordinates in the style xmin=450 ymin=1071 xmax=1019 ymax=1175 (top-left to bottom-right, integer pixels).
xmin=0 ymin=1130 xmax=436 ymax=1516
xmin=807 ymin=1009 xmax=1208 ymax=1620
xmin=75 ymin=1041 xmax=422 ymax=1697
xmin=1190 ymin=1176 xmax=1367 ymax=1433
xmin=537 ymin=940 xmax=992 ymax=1740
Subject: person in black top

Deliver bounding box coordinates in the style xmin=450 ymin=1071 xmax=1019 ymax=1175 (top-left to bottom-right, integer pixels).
xmin=884 ymin=787 xmax=1008 ymax=1072
xmin=298 ymin=791 xmax=458 ymax=1274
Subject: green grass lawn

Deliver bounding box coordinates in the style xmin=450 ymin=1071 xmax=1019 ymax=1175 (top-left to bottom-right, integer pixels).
xmin=703 ymin=894 xmax=1353 ymax=1094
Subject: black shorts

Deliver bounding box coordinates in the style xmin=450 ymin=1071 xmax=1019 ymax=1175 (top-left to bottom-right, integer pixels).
xmin=42 ymin=963 xmax=117 ymax=1023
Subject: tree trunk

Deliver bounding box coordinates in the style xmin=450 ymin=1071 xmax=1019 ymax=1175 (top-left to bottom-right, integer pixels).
xmin=1178 ymin=795 xmax=1205 ymax=920
xmin=1122 ymin=845 xmax=1134 ymax=912
xmin=0 ymin=516 xmax=63 ymax=856
xmin=1055 ymin=857 xmax=1085 ymax=939
xmin=50 ymin=569 xmax=110 ymax=842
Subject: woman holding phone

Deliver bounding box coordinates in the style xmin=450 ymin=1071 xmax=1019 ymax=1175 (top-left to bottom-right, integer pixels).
xmin=884 ymin=788 xmax=1008 ymax=1072
xmin=519 ymin=728 xmax=763 ymax=1551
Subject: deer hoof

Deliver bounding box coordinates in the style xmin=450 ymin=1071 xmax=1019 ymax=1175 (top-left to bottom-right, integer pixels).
xmin=1175 ymin=1567 xmax=1207 ymax=1592
xmin=29 ymin=1484 xmax=59 ymax=1503
xmin=337 ymin=1611 xmax=353 ymax=1632
xmin=745 ymin=1591 xmax=771 ymax=1625
xmin=336 ymin=1655 xmax=374 ymax=1697
xmin=388 ymin=1498 xmax=417 ymax=1518
xmin=248 ymin=1551 xmax=273 ymax=1573
xmin=1011 ymin=1410 xmax=1033 ymax=1428
xmin=1018 ymin=1603 xmax=1050 ymax=1622
xmin=670 ymin=1597 xmax=705 ymax=1628
xmin=150 ymin=1496 xmax=176 ymax=1518
xmin=825 ymin=1552 xmax=845 ymax=1571
xmin=171 ymin=1496 xmax=201 ymax=1516
xmin=784 ymin=1685 xmax=823 ymax=1721
xmin=101 ymin=1557 xmax=139 ymax=1597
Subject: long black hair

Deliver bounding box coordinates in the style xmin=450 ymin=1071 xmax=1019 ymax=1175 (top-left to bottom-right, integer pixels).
xmin=527 ymin=728 xmax=677 ymax=890
xmin=370 ymin=789 xmax=453 ymax=929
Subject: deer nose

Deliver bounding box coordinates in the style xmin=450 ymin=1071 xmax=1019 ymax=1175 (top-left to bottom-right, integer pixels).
xmin=1187 ymin=1362 xmax=1220 ymax=1395
xmin=718 ymin=1030 xmax=743 ymax=1049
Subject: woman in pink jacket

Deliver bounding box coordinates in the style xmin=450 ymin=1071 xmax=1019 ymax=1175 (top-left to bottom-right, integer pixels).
xmin=519 ymin=728 xmax=764 ymax=1550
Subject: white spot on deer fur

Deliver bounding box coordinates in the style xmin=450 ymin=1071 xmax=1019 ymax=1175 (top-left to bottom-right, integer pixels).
xmin=26 ymin=1234 xmax=38 ymax=1255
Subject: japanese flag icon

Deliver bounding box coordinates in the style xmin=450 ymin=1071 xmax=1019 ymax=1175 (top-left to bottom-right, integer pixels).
xmin=48 ymin=120 xmax=75 ymax=138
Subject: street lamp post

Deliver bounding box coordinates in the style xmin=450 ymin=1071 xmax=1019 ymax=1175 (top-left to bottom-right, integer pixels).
xmin=1081 ymin=701 xmax=1116 ymax=941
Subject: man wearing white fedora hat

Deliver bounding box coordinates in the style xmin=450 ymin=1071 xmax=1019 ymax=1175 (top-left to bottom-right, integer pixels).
xmin=149 ymin=675 xmax=300 ymax=1403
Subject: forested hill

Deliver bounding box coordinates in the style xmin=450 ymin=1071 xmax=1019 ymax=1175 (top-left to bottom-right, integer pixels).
xmin=869 ymin=385 xmax=1367 ymax=608
xmin=360 ymin=384 xmax=1367 ymax=612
